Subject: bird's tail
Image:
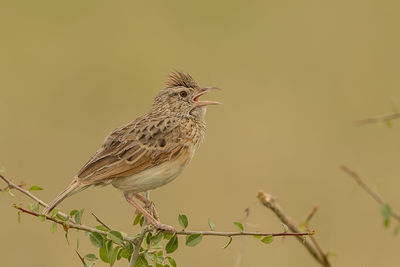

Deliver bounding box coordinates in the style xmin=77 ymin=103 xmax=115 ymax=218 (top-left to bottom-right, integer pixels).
xmin=43 ymin=179 xmax=82 ymax=215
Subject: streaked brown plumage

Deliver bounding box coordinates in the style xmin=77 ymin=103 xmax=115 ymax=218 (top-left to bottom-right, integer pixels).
xmin=43 ymin=71 xmax=219 ymax=231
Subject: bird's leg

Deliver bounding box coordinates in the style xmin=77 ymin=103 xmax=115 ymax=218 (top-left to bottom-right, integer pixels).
xmin=124 ymin=193 xmax=175 ymax=232
xmin=134 ymin=193 xmax=160 ymax=222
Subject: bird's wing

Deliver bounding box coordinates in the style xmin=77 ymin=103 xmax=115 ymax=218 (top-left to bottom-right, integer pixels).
xmin=76 ymin=116 xmax=187 ymax=185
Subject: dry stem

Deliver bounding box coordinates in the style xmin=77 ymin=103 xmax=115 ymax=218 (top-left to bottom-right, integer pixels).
xmin=340 ymin=165 xmax=400 ymax=222
xmin=129 ymin=191 xmax=150 ymax=267
xmin=257 ymin=190 xmax=330 ymax=267
xmin=355 ymin=112 xmax=400 ymax=126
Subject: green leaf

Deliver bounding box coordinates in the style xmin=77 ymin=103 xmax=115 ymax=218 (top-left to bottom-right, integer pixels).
xmin=28 ymin=185 xmax=43 ymax=191
xmin=30 ymin=202 xmax=40 ymax=213
xmin=261 ymin=235 xmax=274 ymax=244
xmin=106 ymin=240 xmax=112 ymax=256
xmin=145 ymin=252 xmax=157 ymax=263
xmin=70 ymin=209 xmax=79 ymax=217
xmin=222 ymin=237 xmax=232 ymax=249
xmin=178 ymin=214 xmax=188 ymax=229
xmin=51 ymin=208 xmax=59 ymax=218
xmin=385 ymin=120 xmax=392 ymax=128
xmin=100 ymin=240 xmax=112 ymax=263
xmin=233 ymin=221 xmax=244 ymax=231
xmin=151 ymin=231 xmax=163 ymax=245
xmin=89 ymin=232 xmax=105 ymax=248
xmin=38 ymin=214 xmax=46 ymax=222
xmin=109 ymin=246 xmax=119 ymax=266
xmin=135 ymin=254 xmax=149 ymax=267
xmin=125 ymin=241 xmax=134 ymax=254
xmin=208 ymin=218 xmax=216 ymax=231
xmin=75 ymin=209 xmax=84 ymax=224
xmin=17 ymin=210 xmax=21 ymax=223
xmin=185 ymin=234 xmax=202 ymax=247
xmin=95 ymin=225 xmax=110 ymax=232
xmin=56 ymin=213 xmax=66 ymax=221
xmin=253 ymin=235 xmax=262 ymax=239
xmin=108 ymin=231 xmax=124 ymax=245
xmin=165 ymin=235 xmax=178 ymax=254
xmin=118 ymin=242 xmax=133 ymax=260
xmin=381 ymin=203 xmax=392 ymax=228
xmin=84 ymin=254 xmax=98 ymax=261
xmin=34 ymin=203 xmax=40 ymax=213
xmin=50 ymin=222 xmax=57 ymax=233
xmin=100 ymin=246 xmax=109 ymax=263
xmin=76 ymin=236 xmax=80 ymax=250
xmin=133 ymin=213 xmax=142 ymax=226
xmin=145 ymin=232 xmax=153 ymax=246
xmin=116 ymin=247 xmax=124 ymax=261
xmin=163 ymin=232 xmax=173 ymax=240
xmin=167 ymin=256 xmax=177 ymax=267
xmin=119 ymin=248 xmax=131 ymax=259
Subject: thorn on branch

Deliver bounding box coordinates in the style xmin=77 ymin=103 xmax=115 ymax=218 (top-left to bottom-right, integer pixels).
xmin=91 ymin=213 xmax=111 ymax=231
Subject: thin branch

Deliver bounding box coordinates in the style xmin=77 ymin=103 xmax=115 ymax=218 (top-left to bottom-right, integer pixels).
xmin=302 ymin=206 xmax=327 ymax=264
xmin=91 ymin=212 xmax=111 ymax=231
xmin=14 ymin=205 xmax=137 ymax=243
xmin=0 ymin=173 xmax=138 ymax=243
xmin=355 ymin=112 xmax=400 ymax=126
xmin=129 ymin=192 xmax=150 ymax=267
xmin=174 ymin=230 xmax=313 ymax=237
xmin=1 ymin=172 xmax=315 ymax=266
xmin=0 ymin=174 xmax=72 ymax=221
xmin=304 ymin=206 xmax=318 ymax=228
xmin=1 ymin=174 xmax=48 ymax=208
xmin=0 ymin=181 xmax=26 ymax=192
xmin=75 ymin=250 xmax=87 ymax=266
xmin=257 ymin=190 xmax=330 ymax=267
xmin=340 ymin=165 xmax=400 ymax=222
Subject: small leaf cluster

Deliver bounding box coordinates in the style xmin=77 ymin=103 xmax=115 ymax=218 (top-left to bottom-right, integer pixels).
xmin=87 ymin=229 xmax=130 ymax=267
xmin=380 ymin=203 xmax=399 ymax=235
xmin=234 ymin=221 xmax=275 ymax=246
xmin=14 ymin=188 xmax=279 ymax=267
xmin=83 ymin=213 xmax=185 ymax=267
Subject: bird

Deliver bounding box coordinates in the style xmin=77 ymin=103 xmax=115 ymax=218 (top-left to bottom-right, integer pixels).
xmin=43 ymin=71 xmax=220 ymax=231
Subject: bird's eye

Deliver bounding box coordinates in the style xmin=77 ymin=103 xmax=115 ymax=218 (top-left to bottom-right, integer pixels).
xmin=179 ymin=91 xmax=188 ymax=97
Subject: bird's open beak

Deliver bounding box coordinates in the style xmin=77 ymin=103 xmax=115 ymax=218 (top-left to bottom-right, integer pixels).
xmin=192 ymin=87 xmax=221 ymax=107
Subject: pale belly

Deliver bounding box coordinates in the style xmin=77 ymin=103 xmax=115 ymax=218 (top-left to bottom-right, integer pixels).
xmin=111 ymin=158 xmax=188 ymax=194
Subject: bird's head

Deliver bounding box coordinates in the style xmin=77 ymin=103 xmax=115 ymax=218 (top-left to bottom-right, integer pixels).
xmin=151 ymin=71 xmax=220 ymax=120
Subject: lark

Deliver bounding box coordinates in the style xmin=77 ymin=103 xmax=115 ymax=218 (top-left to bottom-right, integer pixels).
xmin=43 ymin=71 xmax=220 ymax=231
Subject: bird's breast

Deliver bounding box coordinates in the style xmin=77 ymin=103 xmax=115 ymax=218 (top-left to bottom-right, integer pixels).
xmin=111 ymin=144 xmax=196 ymax=194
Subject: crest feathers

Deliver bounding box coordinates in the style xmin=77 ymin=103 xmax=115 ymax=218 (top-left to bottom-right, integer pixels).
xmin=165 ymin=71 xmax=199 ymax=89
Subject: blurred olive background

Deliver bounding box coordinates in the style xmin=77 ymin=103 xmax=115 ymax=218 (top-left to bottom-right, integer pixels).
xmin=1 ymin=0 xmax=400 ymax=266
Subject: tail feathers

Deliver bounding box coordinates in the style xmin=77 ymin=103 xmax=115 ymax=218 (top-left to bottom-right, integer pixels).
xmin=43 ymin=179 xmax=81 ymax=215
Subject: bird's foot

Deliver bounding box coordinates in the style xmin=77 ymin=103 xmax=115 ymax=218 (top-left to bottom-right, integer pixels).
xmin=134 ymin=193 xmax=160 ymax=221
